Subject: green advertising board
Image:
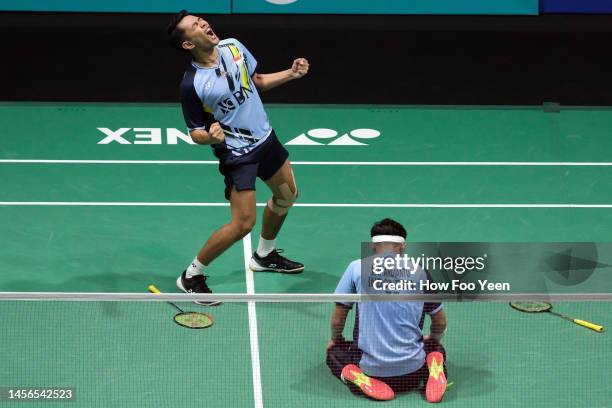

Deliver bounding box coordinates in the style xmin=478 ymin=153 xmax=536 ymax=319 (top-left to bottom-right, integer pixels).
xmin=0 ymin=0 xmax=230 ymax=13
xmin=232 ymin=0 xmax=539 ymax=15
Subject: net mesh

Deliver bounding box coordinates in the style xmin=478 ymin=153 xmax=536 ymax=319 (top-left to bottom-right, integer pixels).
xmin=0 ymin=295 xmax=610 ymax=407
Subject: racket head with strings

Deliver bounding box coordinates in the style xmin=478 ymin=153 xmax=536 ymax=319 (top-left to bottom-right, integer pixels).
xmin=173 ymin=312 xmax=214 ymax=329
xmin=509 ymin=301 xmax=552 ymax=313
xmin=148 ymin=284 xmax=214 ymax=329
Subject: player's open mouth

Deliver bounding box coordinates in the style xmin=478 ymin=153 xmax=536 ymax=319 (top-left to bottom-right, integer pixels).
xmin=206 ymin=27 xmax=217 ymax=40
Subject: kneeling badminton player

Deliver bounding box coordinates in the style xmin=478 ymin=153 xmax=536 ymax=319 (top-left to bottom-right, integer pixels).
xmin=166 ymin=11 xmax=309 ymax=304
xmin=326 ymin=218 xmax=449 ymax=402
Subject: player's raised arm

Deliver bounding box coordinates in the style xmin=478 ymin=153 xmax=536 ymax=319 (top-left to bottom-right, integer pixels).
xmin=251 ymin=58 xmax=310 ymax=92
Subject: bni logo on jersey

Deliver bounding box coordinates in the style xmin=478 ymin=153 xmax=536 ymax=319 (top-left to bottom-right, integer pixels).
xmin=285 ymin=128 xmax=381 ymax=146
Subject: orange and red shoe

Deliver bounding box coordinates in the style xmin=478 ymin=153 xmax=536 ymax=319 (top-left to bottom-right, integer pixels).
xmin=425 ymin=352 xmax=447 ymax=403
xmin=340 ymin=364 xmax=395 ymax=401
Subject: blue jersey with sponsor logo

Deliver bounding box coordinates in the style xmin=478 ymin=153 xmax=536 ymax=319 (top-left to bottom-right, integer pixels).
xmin=334 ymin=255 xmax=443 ymax=377
xmin=179 ymin=38 xmax=271 ymax=158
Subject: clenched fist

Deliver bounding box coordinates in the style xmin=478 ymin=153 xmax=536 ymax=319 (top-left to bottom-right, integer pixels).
xmin=290 ymin=58 xmax=309 ymax=79
xmin=208 ymin=122 xmax=225 ymax=143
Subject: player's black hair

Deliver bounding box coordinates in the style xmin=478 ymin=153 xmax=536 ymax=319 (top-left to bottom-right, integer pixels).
xmin=167 ymin=10 xmax=190 ymax=53
xmin=370 ymin=218 xmax=407 ymax=239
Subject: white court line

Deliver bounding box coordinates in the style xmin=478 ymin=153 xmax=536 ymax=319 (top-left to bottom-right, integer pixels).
xmin=1 ymin=159 xmax=612 ymax=166
xmin=297 ymin=161 xmax=612 ymax=166
xmin=242 ymin=233 xmax=263 ymax=408
xmin=1 ymin=201 xmax=612 ymax=208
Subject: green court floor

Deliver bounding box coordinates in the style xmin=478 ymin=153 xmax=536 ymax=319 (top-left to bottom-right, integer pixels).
xmin=1 ymin=103 xmax=611 ymax=407
xmin=0 ymin=301 xmax=254 ymax=407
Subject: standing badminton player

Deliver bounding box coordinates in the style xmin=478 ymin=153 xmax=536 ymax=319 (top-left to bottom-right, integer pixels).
xmin=167 ymin=11 xmax=308 ymax=304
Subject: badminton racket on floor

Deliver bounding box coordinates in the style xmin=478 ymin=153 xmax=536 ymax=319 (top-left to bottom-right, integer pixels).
xmin=510 ymin=301 xmax=603 ymax=333
xmin=148 ymin=285 xmax=214 ymax=329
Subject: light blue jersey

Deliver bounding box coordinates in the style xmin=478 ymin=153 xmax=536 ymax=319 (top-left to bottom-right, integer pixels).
xmin=334 ymin=254 xmax=443 ymax=377
xmin=179 ymin=38 xmax=271 ymax=158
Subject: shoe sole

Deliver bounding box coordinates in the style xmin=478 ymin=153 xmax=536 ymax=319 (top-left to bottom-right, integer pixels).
xmin=249 ymin=258 xmax=304 ymax=274
xmin=176 ymin=275 xmax=221 ymax=306
xmin=340 ymin=364 xmax=394 ymax=401
xmin=425 ymin=352 xmax=447 ymax=403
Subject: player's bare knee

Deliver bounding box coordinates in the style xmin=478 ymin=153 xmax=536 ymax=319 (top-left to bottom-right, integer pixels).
xmin=231 ymin=216 xmax=255 ymax=238
xmin=268 ymin=184 xmax=298 ymax=216
xmin=238 ymin=218 xmax=255 ymax=237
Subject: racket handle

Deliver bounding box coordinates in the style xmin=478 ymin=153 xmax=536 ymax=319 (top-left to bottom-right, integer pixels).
xmin=573 ymin=319 xmax=604 ymax=333
xmin=148 ymin=285 xmax=162 ymax=294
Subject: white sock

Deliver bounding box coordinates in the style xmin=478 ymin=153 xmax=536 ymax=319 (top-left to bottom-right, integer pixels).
xmin=256 ymin=236 xmax=276 ymax=258
xmin=186 ymin=257 xmax=207 ymax=278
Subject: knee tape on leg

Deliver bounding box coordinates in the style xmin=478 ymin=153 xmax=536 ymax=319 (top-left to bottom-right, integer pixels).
xmin=268 ymin=183 xmax=298 ymax=216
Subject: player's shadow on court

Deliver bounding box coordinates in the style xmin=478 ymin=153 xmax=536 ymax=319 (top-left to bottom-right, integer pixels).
xmin=290 ymin=362 xmax=367 ymax=401
xmin=203 ymin=268 xmax=249 ymax=287
xmin=443 ymin=360 xmax=495 ymax=402
xmin=289 ymin=359 xmax=494 ymax=403
xmin=2 ymin=268 xmax=247 ymax=293
xmin=276 ymin=269 xmax=343 ymax=293
xmin=2 ymin=270 xmax=168 ymax=291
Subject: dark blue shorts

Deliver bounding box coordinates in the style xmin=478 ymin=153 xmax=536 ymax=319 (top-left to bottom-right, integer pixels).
xmin=218 ymin=130 xmax=289 ymax=200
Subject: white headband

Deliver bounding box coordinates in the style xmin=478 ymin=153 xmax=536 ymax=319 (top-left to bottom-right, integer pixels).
xmin=371 ymin=235 xmax=405 ymax=243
